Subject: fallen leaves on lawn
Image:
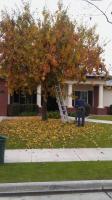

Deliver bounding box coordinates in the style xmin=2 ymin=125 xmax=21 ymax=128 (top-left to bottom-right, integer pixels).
xmin=0 ymin=117 xmax=110 ymax=148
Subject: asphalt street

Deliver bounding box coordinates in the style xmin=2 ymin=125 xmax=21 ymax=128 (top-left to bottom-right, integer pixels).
xmin=0 ymin=192 xmax=112 ymax=200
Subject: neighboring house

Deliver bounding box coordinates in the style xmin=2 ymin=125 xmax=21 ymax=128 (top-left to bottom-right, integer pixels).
xmin=0 ymin=72 xmax=112 ymax=116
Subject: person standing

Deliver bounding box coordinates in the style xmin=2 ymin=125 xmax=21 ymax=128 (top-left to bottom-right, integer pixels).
xmin=75 ymin=96 xmax=85 ymax=127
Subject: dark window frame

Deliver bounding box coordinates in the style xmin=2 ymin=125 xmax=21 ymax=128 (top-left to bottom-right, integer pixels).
xmin=73 ymin=90 xmax=93 ymax=106
xmin=10 ymin=90 xmax=36 ymax=104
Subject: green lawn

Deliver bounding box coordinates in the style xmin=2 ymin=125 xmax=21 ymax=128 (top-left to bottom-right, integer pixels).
xmin=0 ymin=117 xmax=112 ymax=148
xmin=0 ymin=161 xmax=112 ymax=183
xmin=88 ymin=115 xmax=112 ymax=121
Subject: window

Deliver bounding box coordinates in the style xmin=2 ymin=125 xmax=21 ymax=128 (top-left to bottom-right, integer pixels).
xmin=80 ymin=91 xmax=88 ymax=103
xmin=10 ymin=91 xmax=36 ymax=104
xmin=73 ymin=90 xmax=93 ymax=106
xmin=75 ymin=91 xmax=88 ymax=103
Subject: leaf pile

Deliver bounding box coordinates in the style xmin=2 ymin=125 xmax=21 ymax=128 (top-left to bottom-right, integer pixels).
xmin=0 ymin=117 xmax=111 ymax=149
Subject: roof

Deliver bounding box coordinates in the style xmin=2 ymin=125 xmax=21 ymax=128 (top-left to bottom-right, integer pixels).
xmin=86 ymin=71 xmax=107 ymax=78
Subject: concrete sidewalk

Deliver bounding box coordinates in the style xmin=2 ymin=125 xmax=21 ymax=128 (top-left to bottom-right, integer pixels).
xmin=5 ymin=148 xmax=112 ymax=163
xmin=86 ymin=118 xmax=112 ymax=124
xmin=69 ymin=116 xmax=112 ymax=124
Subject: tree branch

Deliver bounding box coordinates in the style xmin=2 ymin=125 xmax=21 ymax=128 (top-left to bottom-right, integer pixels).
xmin=83 ymin=0 xmax=112 ymax=24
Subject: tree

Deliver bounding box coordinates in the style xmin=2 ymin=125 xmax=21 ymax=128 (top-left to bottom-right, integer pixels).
xmin=0 ymin=1 xmax=106 ymax=120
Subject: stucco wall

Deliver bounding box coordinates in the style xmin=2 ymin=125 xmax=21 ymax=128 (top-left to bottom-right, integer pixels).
xmin=104 ymin=88 xmax=112 ymax=107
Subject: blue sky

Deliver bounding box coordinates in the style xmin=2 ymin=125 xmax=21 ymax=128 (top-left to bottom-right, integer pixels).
xmin=0 ymin=0 xmax=112 ymax=73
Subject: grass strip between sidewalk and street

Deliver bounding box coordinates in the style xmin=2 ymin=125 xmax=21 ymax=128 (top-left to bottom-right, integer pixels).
xmin=0 ymin=161 xmax=112 ymax=183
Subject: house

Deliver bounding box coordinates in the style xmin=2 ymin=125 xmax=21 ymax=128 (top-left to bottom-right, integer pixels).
xmin=0 ymin=72 xmax=112 ymax=116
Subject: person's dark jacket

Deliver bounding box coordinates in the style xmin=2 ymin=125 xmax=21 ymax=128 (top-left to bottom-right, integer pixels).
xmin=75 ymin=99 xmax=85 ymax=108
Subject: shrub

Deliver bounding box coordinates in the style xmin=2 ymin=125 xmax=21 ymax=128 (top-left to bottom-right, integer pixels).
xmin=7 ymin=104 xmax=38 ymax=116
xmin=68 ymin=104 xmax=91 ymax=117
xmin=47 ymin=111 xmax=60 ymax=119
xmin=85 ymin=103 xmax=91 ymax=116
xmin=19 ymin=111 xmax=37 ymax=116
xmin=68 ymin=112 xmax=76 ymax=117
xmin=109 ymin=105 xmax=112 ymax=115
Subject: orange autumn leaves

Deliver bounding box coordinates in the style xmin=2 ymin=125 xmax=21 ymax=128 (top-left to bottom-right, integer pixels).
xmin=0 ymin=1 xmax=106 ymax=94
xmin=0 ymin=117 xmax=110 ymax=149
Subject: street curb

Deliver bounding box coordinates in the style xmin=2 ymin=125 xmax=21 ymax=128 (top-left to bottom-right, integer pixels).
xmin=0 ymin=180 xmax=112 ymax=195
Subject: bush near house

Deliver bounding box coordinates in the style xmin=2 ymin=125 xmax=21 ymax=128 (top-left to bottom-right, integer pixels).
xmin=85 ymin=103 xmax=91 ymax=116
xmin=47 ymin=111 xmax=78 ymax=119
xmin=68 ymin=104 xmax=91 ymax=117
xmin=68 ymin=111 xmax=76 ymax=117
xmin=7 ymin=104 xmax=91 ymax=117
xmin=19 ymin=111 xmax=37 ymax=116
xmin=47 ymin=111 xmax=60 ymax=119
xmin=7 ymin=104 xmax=38 ymax=116
xmin=109 ymin=105 xmax=112 ymax=115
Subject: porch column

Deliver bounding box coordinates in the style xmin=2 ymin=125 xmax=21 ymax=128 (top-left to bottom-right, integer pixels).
xmin=98 ymin=84 xmax=104 ymax=108
xmin=67 ymin=83 xmax=73 ymax=108
xmin=8 ymin=93 xmax=10 ymax=105
xmin=37 ymin=85 xmax=41 ymax=107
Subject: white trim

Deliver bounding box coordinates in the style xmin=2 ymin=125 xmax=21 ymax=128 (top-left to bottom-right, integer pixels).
xmin=65 ymin=79 xmax=106 ymax=86
xmin=37 ymin=85 xmax=41 ymax=107
xmin=8 ymin=93 xmax=10 ymax=105
xmin=98 ymin=84 xmax=104 ymax=108
xmin=67 ymin=84 xmax=73 ymax=108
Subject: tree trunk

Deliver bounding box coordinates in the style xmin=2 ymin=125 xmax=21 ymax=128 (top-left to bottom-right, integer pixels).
xmin=41 ymin=81 xmax=48 ymax=120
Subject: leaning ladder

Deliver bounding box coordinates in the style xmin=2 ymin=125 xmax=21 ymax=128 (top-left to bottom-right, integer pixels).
xmin=55 ymin=84 xmax=69 ymax=122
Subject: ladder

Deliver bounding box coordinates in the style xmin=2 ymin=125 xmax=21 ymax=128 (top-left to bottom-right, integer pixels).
xmin=55 ymin=84 xmax=69 ymax=122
